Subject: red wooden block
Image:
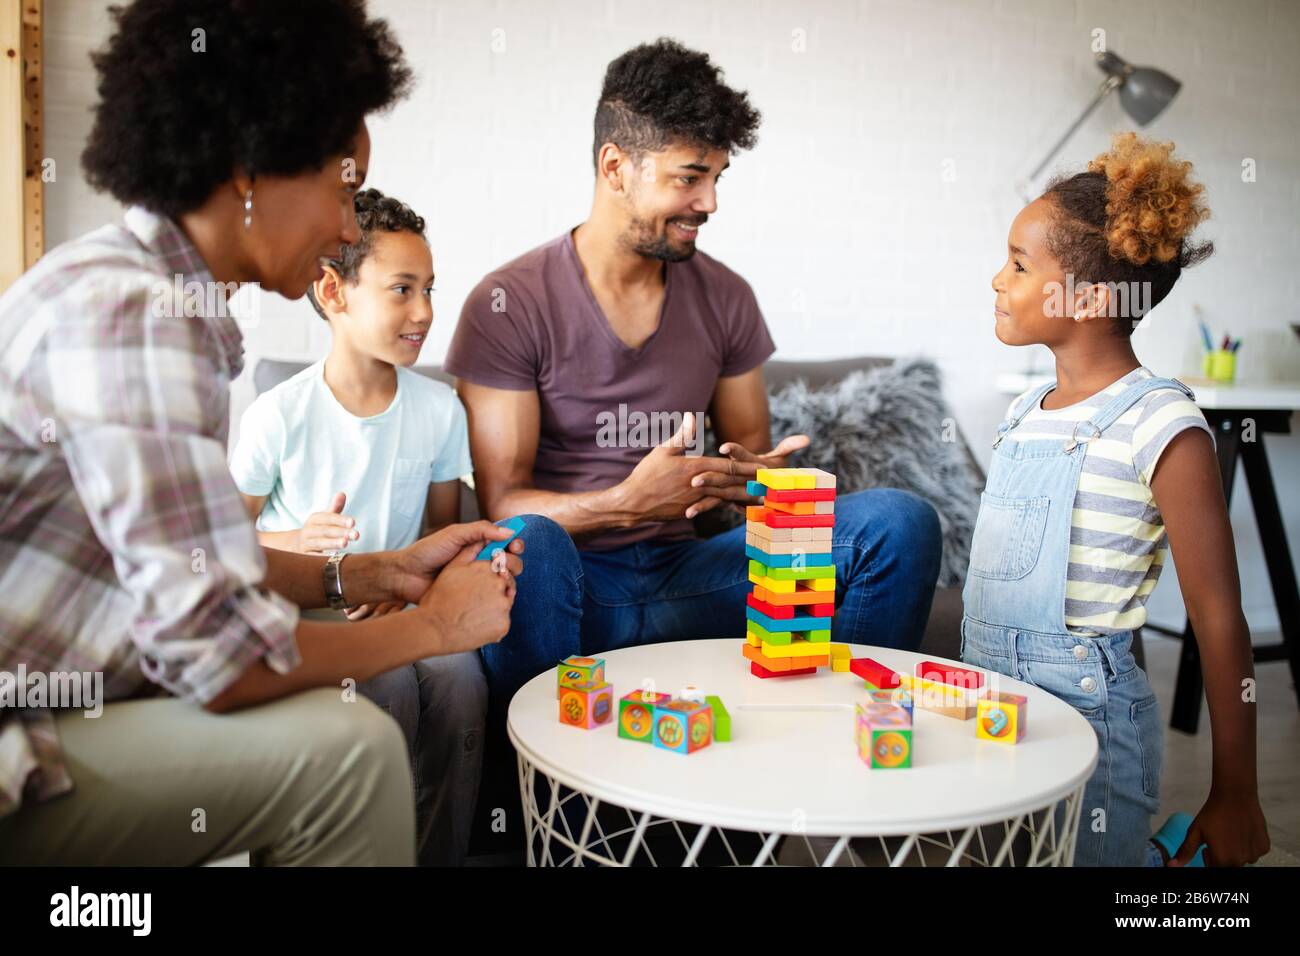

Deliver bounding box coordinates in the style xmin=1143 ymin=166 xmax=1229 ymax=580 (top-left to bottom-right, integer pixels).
xmin=747 ymin=594 xmax=795 ymax=619
xmin=916 ymin=660 xmax=985 ymax=690
xmin=765 ymin=511 xmax=835 ymax=528
xmin=764 ymin=487 xmax=837 ymax=503
xmin=751 ymin=661 xmax=818 ymax=679
xmin=849 ymin=657 xmax=901 ymax=688
xmin=810 ymin=602 xmax=836 ymax=617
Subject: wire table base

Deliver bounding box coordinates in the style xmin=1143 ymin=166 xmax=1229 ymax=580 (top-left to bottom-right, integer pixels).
xmin=519 ymin=752 xmax=1086 ymax=867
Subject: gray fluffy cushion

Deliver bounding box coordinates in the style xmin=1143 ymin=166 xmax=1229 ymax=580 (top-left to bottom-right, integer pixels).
xmin=704 ymin=358 xmax=982 ymax=588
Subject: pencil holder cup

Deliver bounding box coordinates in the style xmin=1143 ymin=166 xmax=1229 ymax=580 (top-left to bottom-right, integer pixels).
xmin=1203 ymin=349 xmax=1236 ymax=383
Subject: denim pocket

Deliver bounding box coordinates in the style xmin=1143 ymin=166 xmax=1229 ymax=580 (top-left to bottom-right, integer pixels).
xmin=1020 ymin=658 xmax=1105 ymax=720
xmin=1130 ymin=693 xmax=1163 ymax=801
xmin=968 ymin=493 xmax=1049 ymax=581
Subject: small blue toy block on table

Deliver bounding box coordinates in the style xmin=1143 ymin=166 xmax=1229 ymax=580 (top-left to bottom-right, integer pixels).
xmin=476 ymin=516 xmax=526 ymax=560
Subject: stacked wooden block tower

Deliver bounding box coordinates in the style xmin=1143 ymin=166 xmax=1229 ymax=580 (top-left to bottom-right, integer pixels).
xmin=742 ymin=467 xmax=840 ymax=678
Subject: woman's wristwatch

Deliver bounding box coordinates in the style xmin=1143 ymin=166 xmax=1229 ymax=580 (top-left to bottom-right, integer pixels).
xmin=323 ymin=552 xmax=348 ymax=610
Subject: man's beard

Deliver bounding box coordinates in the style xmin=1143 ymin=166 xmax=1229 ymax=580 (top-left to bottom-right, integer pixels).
xmin=623 ymin=214 xmax=704 ymax=263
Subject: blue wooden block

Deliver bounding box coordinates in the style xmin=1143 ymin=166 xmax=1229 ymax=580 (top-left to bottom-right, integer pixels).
xmin=745 ymin=606 xmax=834 ymax=633
xmin=744 ymin=544 xmax=833 ymax=568
xmin=746 ymin=480 xmax=768 ymax=497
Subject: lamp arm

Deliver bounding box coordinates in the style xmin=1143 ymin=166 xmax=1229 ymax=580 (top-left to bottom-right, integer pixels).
xmin=1026 ymin=75 xmax=1122 ymax=183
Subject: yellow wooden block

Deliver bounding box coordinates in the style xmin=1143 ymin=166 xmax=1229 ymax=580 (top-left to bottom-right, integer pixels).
xmin=745 ymin=629 xmax=761 ymax=647
xmin=748 ymin=571 xmax=795 ymax=593
xmin=832 ymin=657 xmax=851 ymax=672
xmin=808 ymin=577 xmax=837 ymax=592
xmin=829 ymin=643 xmax=850 ymax=660
xmin=762 ymin=639 xmax=830 ymax=658
xmin=755 ymin=467 xmax=817 ymax=490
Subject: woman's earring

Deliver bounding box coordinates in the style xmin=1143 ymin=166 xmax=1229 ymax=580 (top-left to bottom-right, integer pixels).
xmin=1073 ymin=311 xmax=1083 ymax=322
xmin=243 ymin=190 xmax=253 ymax=230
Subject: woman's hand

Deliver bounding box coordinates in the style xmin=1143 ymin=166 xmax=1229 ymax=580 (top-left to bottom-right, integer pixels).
xmin=389 ymin=520 xmax=524 ymax=605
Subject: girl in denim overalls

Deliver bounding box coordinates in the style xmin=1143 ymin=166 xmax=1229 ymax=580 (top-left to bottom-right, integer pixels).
xmin=961 ymin=134 xmax=1270 ymax=866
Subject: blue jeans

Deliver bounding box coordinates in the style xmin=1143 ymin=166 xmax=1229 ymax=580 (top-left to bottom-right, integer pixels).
xmin=960 ymin=617 xmax=1164 ymax=866
xmin=580 ymin=489 xmax=942 ymax=653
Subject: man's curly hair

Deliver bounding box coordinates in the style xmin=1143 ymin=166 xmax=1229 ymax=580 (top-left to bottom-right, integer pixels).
xmin=593 ymin=38 xmax=761 ymax=169
xmin=82 ymin=0 xmax=412 ymax=217
xmin=307 ymin=188 xmax=427 ymax=320
xmin=1042 ymin=133 xmax=1213 ymax=335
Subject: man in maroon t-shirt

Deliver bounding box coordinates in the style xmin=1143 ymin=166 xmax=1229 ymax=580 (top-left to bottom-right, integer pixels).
xmin=446 ymin=39 xmax=941 ymax=674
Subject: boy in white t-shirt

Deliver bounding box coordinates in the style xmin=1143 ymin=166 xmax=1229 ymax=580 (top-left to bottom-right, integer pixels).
xmin=229 ymin=189 xmax=480 ymax=865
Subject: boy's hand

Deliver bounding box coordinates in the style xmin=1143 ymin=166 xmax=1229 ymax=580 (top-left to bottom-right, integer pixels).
xmin=415 ymin=541 xmax=516 ymax=653
xmin=685 ymin=433 xmax=811 ymax=518
xmin=298 ymin=492 xmax=360 ymax=553
xmin=391 ymin=521 xmax=524 ymax=605
xmin=1172 ymin=788 xmax=1270 ymax=866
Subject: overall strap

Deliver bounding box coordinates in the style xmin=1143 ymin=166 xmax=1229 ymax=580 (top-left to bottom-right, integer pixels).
xmin=993 ymin=380 xmax=1057 ymax=448
xmin=1065 ymin=374 xmax=1196 ymax=451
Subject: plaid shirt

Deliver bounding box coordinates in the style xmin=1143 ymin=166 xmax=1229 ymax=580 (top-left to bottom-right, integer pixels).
xmin=0 ymin=208 xmax=300 ymax=819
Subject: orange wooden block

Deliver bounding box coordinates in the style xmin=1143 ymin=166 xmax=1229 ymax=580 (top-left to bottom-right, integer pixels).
xmin=741 ymin=643 xmax=792 ymax=671
xmin=765 ymin=499 xmax=816 ymax=516
xmin=756 ymin=585 xmax=836 ymax=606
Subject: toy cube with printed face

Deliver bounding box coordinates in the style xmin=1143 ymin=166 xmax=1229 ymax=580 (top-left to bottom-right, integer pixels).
xmin=559 ymin=680 xmax=613 ymax=729
xmin=855 ymin=703 xmax=913 ymax=769
xmin=977 ymin=692 xmax=1028 ymax=744
xmin=618 ymin=689 xmax=671 ymax=742
xmin=556 ymin=656 xmax=605 ymax=699
xmin=653 ymin=699 xmax=713 ymax=754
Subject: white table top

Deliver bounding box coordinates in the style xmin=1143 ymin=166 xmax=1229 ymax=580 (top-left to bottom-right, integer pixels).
xmin=507 ymin=639 xmax=1099 ymax=837
xmin=996 ymin=372 xmax=1300 ymax=411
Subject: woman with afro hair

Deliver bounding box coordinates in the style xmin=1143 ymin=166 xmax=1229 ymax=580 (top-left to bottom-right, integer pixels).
xmin=965 ymin=133 xmax=1270 ymax=866
xmin=0 ymin=0 xmax=527 ymax=866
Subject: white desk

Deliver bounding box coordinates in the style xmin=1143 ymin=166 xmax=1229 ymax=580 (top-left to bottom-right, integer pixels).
xmin=508 ymin=639 xmax=1097 ymax=867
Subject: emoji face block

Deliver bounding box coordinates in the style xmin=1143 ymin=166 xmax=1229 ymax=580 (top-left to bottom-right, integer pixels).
xmin=977 ymin=691 xmax=1028 ymax=744
xmin=855 ymin=703 xmax=913 ymax=769
xmin=556 ymin=656 xmax=605 ymax=699
xmin=559 ymin=680 xmax=613 ymax=729
xmin=618 ymin=689 xmax=671 ymax=742
xmin=653 ymin=699 xmax=713 ymax=754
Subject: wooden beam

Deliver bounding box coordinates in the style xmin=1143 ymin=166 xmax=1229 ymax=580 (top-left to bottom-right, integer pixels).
xmin=0 ymin=0 xmax=23 ymax=293
xmin=22 ymin=0 xmax=41 ymax=270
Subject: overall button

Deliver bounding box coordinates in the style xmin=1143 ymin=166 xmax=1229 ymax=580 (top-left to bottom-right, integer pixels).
xmin=1080 ymin=676 xmax=1098 ymax=693
xmin=1073 ymin=644 xmax=1088 ymax=661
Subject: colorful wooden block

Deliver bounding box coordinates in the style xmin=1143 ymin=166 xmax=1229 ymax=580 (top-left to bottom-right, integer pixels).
xmin=855 ymin=703 xmax=912 ymax=769
xmin=618 ymin=689 xmax=670 ymax=742
xmin=764 ymin=487 xmax=836 ymax=503
xmin=746 ymin=535 xmax=828 ymax=556
xmin=748 ymin=571 xmax=796 ymax=593
xmin=746 ymin=619 xmax=793 ymax=645
xmin=746 ymin=480 xmax=767 ymax=497
xmin=748 ymin=558 xmax=836 ymax=581
xmin=744 ymin=544 xmax=833 ymax=568
xmin=742 ymin=643 xmax=792 ymax=671
xmin=866 ymin=687 xmax=914 ymax=721
xmin=559 ymin=680 xmax=613 ymax=729
xmin=814 ymin=500 xmax=835 ymax=515
xmin=977 ymin=691 xmax=1028 ymax=744
xmin=706 ymin=695 xmax=731 ymax=742
xmin=750 ymin=660 xmax=818 ymax=679
xmin=849 ymin=657 xmax=901 ymax=689
xmin=765 ymin=498 xmax=818 ymax=516
xmin=746 ymin=521 xmax=793 ymax=541
xmin=760 ymin=637 xmax=833 ymax=658
xmin=898 ymin=674 xmax=981 ymax=720
xmin=653 ymin=699 xmax=713 ymax=754
xmin=746 ymin=606 xmax=833 ymax=633
xmin=764 ymin=511 xmax=835 ymax=529
xmin=915 ymin=660 xmax=986 ymax=691
xmin=556 ymin=655 xmax=605 ymax=699
xmin=754 ymin=586 xmax=833 ymax=607
xmin=755 ymin=468 xmax=817 ymax=490
xmin=830 ymin=643 xmax=852 ymax=672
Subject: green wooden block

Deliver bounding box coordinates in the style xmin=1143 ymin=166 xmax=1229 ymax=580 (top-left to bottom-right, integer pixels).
xmin=746 ymin=619 xmax=793 ymax=645
xmin=706 ymin=695 xmax=731 ymax=742
xmin=805 ymin=629 xmax=832 ymax=643
xmin=747 ymin=559 xmax=836 ymax=582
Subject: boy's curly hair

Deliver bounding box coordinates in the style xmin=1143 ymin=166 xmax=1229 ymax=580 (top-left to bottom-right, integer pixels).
xmin=592 ymin=38 xmax=761 ymax=169
xmin=82 ymin=0 xmax=412 ymax=218
xmin=1043 ymin=132 xmax=1213 ymax=334
xmin=308 ymin=188 xmax=427 ymax=320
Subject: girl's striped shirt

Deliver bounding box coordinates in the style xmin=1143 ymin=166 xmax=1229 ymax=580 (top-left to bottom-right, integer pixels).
xmin=1002 ymin=366 xmax=1213 ymax=636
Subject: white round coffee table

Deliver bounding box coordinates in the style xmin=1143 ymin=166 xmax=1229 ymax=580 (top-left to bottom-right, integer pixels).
xmin=508 ymin=639 xmax=1098 ymax=867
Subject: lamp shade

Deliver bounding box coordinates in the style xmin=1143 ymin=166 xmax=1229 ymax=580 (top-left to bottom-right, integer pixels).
xmin=1119 ymin=66 xmax=1181 ymax=125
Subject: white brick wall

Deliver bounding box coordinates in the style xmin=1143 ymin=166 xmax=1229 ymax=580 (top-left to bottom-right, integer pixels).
xmin=40 ymin=0 xmax=1300 ymax=633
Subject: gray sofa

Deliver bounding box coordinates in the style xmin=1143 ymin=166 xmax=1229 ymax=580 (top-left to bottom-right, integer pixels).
xmin=251 ymin=356 xmax=1144 ymax=669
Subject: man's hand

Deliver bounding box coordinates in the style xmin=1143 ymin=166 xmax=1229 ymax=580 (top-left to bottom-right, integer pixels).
xmin=615 ymin=413 xmax=757 ymax=523
xmin=415 ymin=540 xmax=517 ymax=654
xmin=686 ymin=434 xmax=812 ymax=517
xmin=389 ymin=520 xmax=524 ymax=605
xmin=298 ymin=492 xmax=360 ymax=553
